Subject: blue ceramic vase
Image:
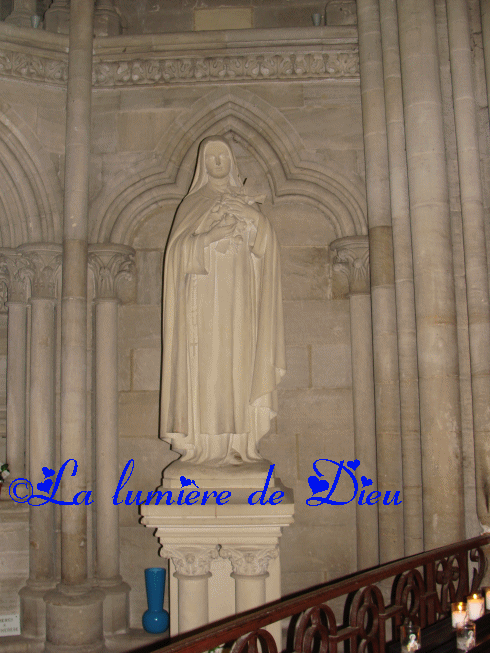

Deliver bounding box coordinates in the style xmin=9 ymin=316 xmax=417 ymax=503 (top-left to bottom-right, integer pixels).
xmin=142 ymin=567 xmax=170 ymax=634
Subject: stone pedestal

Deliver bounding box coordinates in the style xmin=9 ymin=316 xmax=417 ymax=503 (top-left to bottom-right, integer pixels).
xmin=140 ymin=477 xmax=294 ymax=647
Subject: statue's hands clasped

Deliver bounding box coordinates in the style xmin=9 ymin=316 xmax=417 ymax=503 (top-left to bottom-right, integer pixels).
xmin=220 ymin=195 xmax=261 ymax=227
xmin=203 ymin=194 xmax=260 ymax=248
xmin=203 ymin=217 xmax=238 ymax=246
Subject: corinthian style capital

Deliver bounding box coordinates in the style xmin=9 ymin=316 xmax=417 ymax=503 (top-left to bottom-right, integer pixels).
xmin=18 ymin=244 xmax=62 ymax=300
xmin=330 ymin=236 xmax=370 ymax=295
xmin=162 ymin=545 xmax=219 ymax=577
xmin=220 ymin=546 xmax=279 ymax=577
xmin=88 ymin=244 xmax=135 ymax=301
xmin=0 ymin=249 xmax=33 ymax=308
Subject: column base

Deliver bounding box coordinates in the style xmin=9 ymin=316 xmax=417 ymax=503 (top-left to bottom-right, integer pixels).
xmin=97 ymin=578 xmax=130 ymax=636
xmin=19 ymin=580 xmax=57 ymax=640
xmin=4 ymin=13 xmax=35 ymax=28
xmin=44 ymin=586 xmax=105 ymax=653
xmin=44 ymin=6 xmax=70 ymax=34
xmin=94 ymin=8 xmax=121 ymax=36
xmin=5 ymin=0 xmax=37 ymax=28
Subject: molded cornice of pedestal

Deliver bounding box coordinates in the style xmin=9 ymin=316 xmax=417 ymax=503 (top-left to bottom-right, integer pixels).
xmin=162 ymin=545 xmax=219 ymax=577
xmin=330 ymin=235 xmax=370 ymax=295
xmin=17 ymin=243 xmax=62 ymax=300
xmin=220 ymin=545 xmax=278 ymax=576
xmin=88 ymin=244 xmax=135 ymax=301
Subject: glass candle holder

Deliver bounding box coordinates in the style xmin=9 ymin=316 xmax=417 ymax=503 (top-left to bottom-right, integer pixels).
xmin=483 ymin=586 xmax=490 ymax=610
xmin=456 ymin=620 xmax=476 ymax=651
xmin=452 ymin=601 xmax=468 ymax=628
xmin=400 ymin=619 xmax=421 ymax=652
xmin=467 ymin=593 xmax=484 ymax=621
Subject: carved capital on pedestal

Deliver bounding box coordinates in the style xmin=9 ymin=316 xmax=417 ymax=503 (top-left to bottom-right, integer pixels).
xmin=88 ymin=244 xmax=135 ymax=301
xmin=220 ymin=546 xmax=278 ymax=576
xmin=17 ymin=244 xmax=62 ymax=300
xmin=0 ymin=249 xmax=33 ymax=308
xmin=330 ymin=235 xmax=370 ymax=295
xmin=163 ymin=545 xmax=219 ymax=577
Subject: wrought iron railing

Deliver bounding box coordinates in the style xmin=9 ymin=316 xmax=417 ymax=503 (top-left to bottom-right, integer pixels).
xmin=134 ymin=535 xmax=490 ymax=653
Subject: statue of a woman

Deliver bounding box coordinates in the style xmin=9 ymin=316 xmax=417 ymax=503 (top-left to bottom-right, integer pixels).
xmin=160 ymin=136 xmax=285 ymax=467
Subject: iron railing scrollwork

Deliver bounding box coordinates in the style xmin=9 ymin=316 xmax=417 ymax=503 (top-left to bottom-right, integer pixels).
xmin=144 ymin=536 xmax=490 ymax=653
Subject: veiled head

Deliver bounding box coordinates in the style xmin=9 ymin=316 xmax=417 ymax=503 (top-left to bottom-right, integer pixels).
xmin=188 ymin=136 xmax=242 ymax=195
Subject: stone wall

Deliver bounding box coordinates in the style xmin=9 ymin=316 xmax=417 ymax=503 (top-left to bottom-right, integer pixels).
xmin=102 ymin=67 xmax=366 ymax=621
xmin=0 ymin=21 xmax=369 ymax=628
xmin=115 ymin=0 xmax=356 ymax=34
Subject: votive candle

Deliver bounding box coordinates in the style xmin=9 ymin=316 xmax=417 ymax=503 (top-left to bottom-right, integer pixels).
xmin=452 ymin=602 xmax=468 ymax=628
xmin=466 ymin=593 xmax=484 ymax=621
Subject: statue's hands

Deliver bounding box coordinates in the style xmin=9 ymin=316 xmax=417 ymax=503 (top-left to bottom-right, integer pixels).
xmin=203 ymin=217 xmax=238 ymax=246
xmin=221 ymin=196 xmax=261 ymax=227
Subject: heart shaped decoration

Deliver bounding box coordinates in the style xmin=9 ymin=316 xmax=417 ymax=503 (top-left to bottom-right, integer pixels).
xmin=42 ymin=467 xmax=55 ymax=477
xmin=308 ymin=475 xmax=330 ymax=495
xmin=347 ymin=459 xmax=360 ymax=471
xmin=37 ymin=479 xmax=53 ymax=494
xmin=361 ymin=476 xmax=373 ymax=487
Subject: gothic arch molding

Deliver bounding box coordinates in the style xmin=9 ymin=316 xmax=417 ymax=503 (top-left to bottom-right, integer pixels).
xmin=0 ymin=101 xmax=63 ymax=247
xmin=91 ymin=88 xmax=367 ymax=244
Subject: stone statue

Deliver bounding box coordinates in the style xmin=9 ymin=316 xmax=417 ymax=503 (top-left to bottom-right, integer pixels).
xmin=160 ymin=136 xmax=286 ymax=468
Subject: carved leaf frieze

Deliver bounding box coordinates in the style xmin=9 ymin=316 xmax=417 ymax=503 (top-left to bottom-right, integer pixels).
xmin=91 ymin=52 xmax=359 ymax=87
xmin=0 ymin=44 xmax=358 ymax=87
xmin=0 ymin=49 xmax=68 ymax=85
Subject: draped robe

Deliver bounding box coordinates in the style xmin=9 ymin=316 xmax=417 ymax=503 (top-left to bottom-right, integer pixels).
xmin=160 ymin=183 xmax=286 ymax=465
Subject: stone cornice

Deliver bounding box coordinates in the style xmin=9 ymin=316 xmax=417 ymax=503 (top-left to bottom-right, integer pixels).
xmin=0 ymin=24 xmax=359 ymax=88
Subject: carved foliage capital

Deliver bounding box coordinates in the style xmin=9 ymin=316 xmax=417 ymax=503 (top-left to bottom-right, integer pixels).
xmin=220 ymin=545 xmax=278 ymax=576
xmin=163 ymin=545 xmax=219 ymax=577
xmin=0 ymin=249 xmax=33 ymax=308
xmin=330 ymin=236 xmax=370 ymax=295
xmin=17 ymin=244 xmax=62 ymax=300
xmin=88 ymin=245 xmax=135 ymax=301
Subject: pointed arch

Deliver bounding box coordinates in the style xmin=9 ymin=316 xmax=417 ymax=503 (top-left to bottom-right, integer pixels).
xmin=91 ymin=87 xmax=366 ymax=244
xmin=0 ymin=100 xmax=63 ymax=247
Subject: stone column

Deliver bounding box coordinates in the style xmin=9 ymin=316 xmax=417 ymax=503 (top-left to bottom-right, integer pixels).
xmin=397 ymin=0 xmax=464 ymax=548
xmin=162 ymin=545 xmax=219 ymax=633
xmin=220 ymin=546 xmax=278 ymax=612
xmin=378 ymin=0 xmax=423 ymax=555
xmin=18 ymin=244 xmax=61 ymax=640
xmin=331 ymin=236 xmax=378 ymax=569
xmin=481 ymin=0 xmax=490 ymax=118
xmin=88 ymin=244 xmax=134 ymax=635
xmin=357 ymin=0 xmax=404 ymax=562
xmin=447 ymin=0 xmax=490 ymax=532
xmin=44 ymin=0 xmax=104 ymax=650
xmin=0 ymin=249 xmax=30 ymax=491
xmin=5 ymin=0 xmax=37 ymax=28
xmin=94 ymin=0 xmax=121 ymax=36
